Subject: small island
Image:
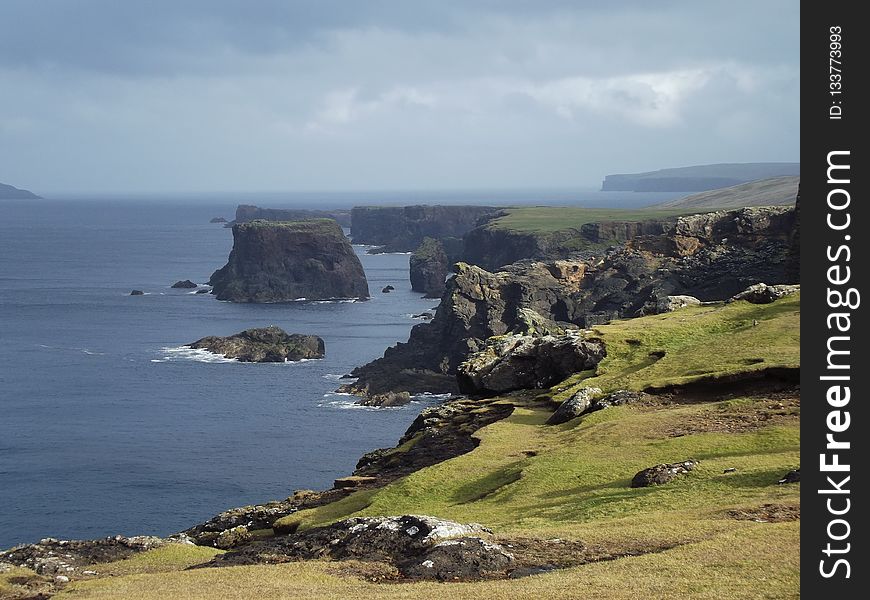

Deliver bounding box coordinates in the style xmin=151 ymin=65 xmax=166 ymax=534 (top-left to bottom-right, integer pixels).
xmin=0 ymin=182 xmax=41 ymax=200
xmin=209 ymin=219 xmax=370 ymax=302
xmin=186 ymin=326 xmax=325 ymax=362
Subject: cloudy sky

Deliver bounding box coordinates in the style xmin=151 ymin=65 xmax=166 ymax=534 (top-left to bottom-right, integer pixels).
xmin=0 ymin=1 xmax=799 ymax=194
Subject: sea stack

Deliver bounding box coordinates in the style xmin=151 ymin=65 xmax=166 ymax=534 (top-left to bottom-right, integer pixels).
xmin=209 ymin=220 xmax=370 ymax=302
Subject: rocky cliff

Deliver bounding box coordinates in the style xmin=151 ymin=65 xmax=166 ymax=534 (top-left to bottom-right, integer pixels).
xmin=232 ymin=205 xmax=352 ymax=228
xmin=409 ymin=238 xmax=449 ymax=297
xmin=209 ymin=220 xmax=369 ymax=302
xmin=600 ymin=162 xmax=800 ymax=192
xmin=462 ymin=218 xmax=673 ymax=271
xmin=350 ymin=205 xmax=499 ymax=252
xmin=343 ymin=204 xmax=798 ymax=396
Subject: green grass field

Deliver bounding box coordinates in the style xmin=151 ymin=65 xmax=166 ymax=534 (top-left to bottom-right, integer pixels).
xmin=487 ymin=207 xmax=691 ymax=233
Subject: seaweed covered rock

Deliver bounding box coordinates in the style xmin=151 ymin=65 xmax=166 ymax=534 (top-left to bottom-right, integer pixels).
xmin=209 ymin=220 xmax=369 ymax=302
xmin=187 ymin=326 xmax=324 ymax=362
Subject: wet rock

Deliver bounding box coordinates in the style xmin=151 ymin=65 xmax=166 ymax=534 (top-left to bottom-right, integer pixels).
xmin=129 ymin=290 xmax=144 ymax=296
xmin=631 ymin=460 xmax=699 ymax=488
xmin=214 ymin=526 xmax=251 ymax=550
xmin=356 ymin=391 xmax=411 ymax=407
xmin=546 ymin=387 xmax=603 ymax=425
xmin=195 ymin=288 xmax=210 ymax=294
xmin=210 ymin=217 xmax=228 ymax=223
xmin=187 ymin=326 xmax=324 ymax=362
xmin=382 ymin=285 xmax=395 ymax=293
xmin=778 ymin=468 xmax=800 ymax=484
xmin=457 ymin=333 xmax=606 ymax=397
xmin=171 ymin=279 xmax=198 ymax=289
xmin=412 ymin=312 xmax=434 ymax=320
xmin=728 ymin=283 xmax=800 ymax=304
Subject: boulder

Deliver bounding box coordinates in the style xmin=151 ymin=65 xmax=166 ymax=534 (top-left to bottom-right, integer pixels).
xmin=546 ymin=387 xmax=602 ymax=425
xmin=728 ymin=283 xmax=800 ymax=304
xmin=209 ymin=220 xmax=369 ymax=302
xmin=382 ymin=285 xmax=395 ymax=293
xmin=642 ymin=294 xmax=702 ymax=315
xmin=778 ymin=468 xmax=800 ymax=484
xmin=171 ymin=279 xmax=198 ymax=289
xmin=356 ymin=391 xmax=412 ymax=407
xmin=214 ymin=526 xmax=251 ymax=550
xmin=195 ymin=288 xmax=210 ymax=294
xmin=187 ymin=326 xmax=324 ymax=362
xmin=129 ymin=290 xmax=144 ymax=296
xmin=457 ymin=333 xmax=606 ymax=397
xmin=631 ymin=460 xmax=699 ymax=488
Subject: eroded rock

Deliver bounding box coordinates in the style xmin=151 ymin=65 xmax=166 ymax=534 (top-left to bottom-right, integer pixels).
xmin=631 ymin=460 xmax=699 ymax=488
xmin=728 ymin=283 xmax=800 ymax=304
xmin=546 ymin=387 xmax=603 ymax=425
xmin=187 ymin=326 xmax=324 ymax=362
xmin=0 ymin=536 xmax=164 ymax=575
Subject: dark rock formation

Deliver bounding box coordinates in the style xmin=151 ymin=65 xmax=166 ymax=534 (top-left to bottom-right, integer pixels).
xmin=356 ymin=391 xmax=411 ymax=407
xmin=214 ymin=527 xmax=251 ymax=550
xmin=129 ymin=290 xmax=144 ymax=296
xmin=187 ymin=326 xmax=325 ymax=362
xmin=778 ymin=468 xmax=800 ymax=484
xmin=382 ymin=285 xmax=395 ymax=293
xmin=210 ymin=216 xmax=228 ymax=223
xmin=195 ymin=288 xmax=210 ymax=294
xmin=728 ymin=283 xmax=800 ymax=304
xmin=232 ymin=205 xmax=352 ymax=228
xmin=601 ymin=162 xmax=799 ymax=192
xmin=457 ymin=333 xmax=606 ymax=397
xmin=209 ymin=220 xmax=369 ymax=302
xmin=631 ymin=460 xmax=699 ymax=488
xmin=350 ymin=205 xmax=499 ymax=252
xmin=341 ymin=258 xmax=590 ymax=397
xmin=410 ymin=238 xmax=449 ymax=297
xmin=0 ymin=182 xmax=41 ymax=199
xmin=0 ymin=535 xmax=164 ymax=575
xmin=545 ymin=387 xmax=602 ymax=425
xmin=591 ymin=390 xmax=650 ymax=411
xmin=208 ymin=515 xmax=514 ymax=581
xmin=171 ymin=279 xmax=198 ymax=289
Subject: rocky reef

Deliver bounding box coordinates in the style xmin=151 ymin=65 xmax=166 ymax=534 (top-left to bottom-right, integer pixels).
xmin=187 ymin=326 xmax=324 ymax=362
xmin=409 ymin=237 xmax=449 ymax=297
xmin=209 ymin=220 xmax=369 ymax=302
xmin=350 ymin=205 xmax=499 ymax=252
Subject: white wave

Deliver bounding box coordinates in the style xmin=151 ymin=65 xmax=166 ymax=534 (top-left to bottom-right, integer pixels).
xmin=323 ymin=373 xmax=356 ymax=381
xmin=411 ymin=392 xmax=453 ymax=402
xmin=157 ymin=346 xmax=239 ymax=364
xmin=310 ymin=298 xmax=359 ymax=304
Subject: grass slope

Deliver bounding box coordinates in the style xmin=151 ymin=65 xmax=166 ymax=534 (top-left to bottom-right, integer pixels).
xmin=486 ymin=207 xmax=688 ymax=233
xmin=27 ymin=296 xmax=799 ymax=600
xmin=655 ymin=176 xmax=799 ymax=210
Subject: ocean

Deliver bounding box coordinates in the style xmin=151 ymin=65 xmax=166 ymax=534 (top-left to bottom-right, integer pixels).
xmin=0 ymin=191 xmax=680 ymax=548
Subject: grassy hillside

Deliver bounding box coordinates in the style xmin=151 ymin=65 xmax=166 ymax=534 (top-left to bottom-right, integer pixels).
xmin=12 ymin=294 xmax=801 ymax=599
xmin=655 ymin=177 xmax=799 ymax=210
xmin=486 ymin=207 xmax=689 ymax=234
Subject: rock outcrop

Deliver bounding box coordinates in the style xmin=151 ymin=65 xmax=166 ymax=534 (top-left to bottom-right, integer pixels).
xmin=344 ymin=204 xmax=798 ymax=397
xmin=209 ymin=220 xmax=369 ymax=302
xmin=350 ymin=205 xmax=499 ymax=252
xmin=210 ymin=216 xmax=228 ymax=223
xmin=409 ymin=238 xmax=449 ymax=297
xmin=545 ymin=387 xmax=602 ymax=425
xmin=129 ymin=289 xmax=144 ymax=296
xmin=356 ymin=391 xmax=411 ymax=407
xmin=187 ymin=326 xmax=324 ymax=362
xmin=208 ymin=515 xmax=514 ymax=581
xmin=171 ymin=279 xmax=198 ymax=289
xmin=0 ymin=536 xmax=166 ymax=576
xmin=232 ymin=205 xmax=352 ymax=228
xmin=457 ymin=333 xmax=606 ymax=397
xmin=728 ymin=283 xmax=800 ymax=304
xmin=631 ymin=460 xmax=699 ymax=488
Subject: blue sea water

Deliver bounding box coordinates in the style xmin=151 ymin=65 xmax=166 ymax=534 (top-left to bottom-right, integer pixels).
xmin=0 ymin=191 xmax=680 ymax=548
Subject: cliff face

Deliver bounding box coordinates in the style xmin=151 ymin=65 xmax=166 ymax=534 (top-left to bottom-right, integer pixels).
xmin=344 ymin=204 xmax=798 ymax=396
xmin=409 ymin=238 xmax=449 ymax=298
xmin=462 ymin=219 xmax=673 ymax=271
xmin=350 ymin=205 xmax=499 ymax=252
xmin=600 ymin=162 xmax=800 ymax=192
xmin=233 ymin=205 xmax=352 ymax=228
xmin=209 ymin=220 xmax=369 ymax=302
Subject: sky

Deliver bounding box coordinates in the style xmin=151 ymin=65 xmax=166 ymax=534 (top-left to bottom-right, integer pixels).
xmin=0 ymin=0 xmax=799 ymax=195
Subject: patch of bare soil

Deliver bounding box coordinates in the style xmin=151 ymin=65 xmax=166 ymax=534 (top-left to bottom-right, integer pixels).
xmin=726 ymin=504 xmax=800 ymax=523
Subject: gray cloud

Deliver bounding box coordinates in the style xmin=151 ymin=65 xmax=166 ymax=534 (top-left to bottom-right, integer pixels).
xmin=0 ymin=1 xmax=799 ymax=194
